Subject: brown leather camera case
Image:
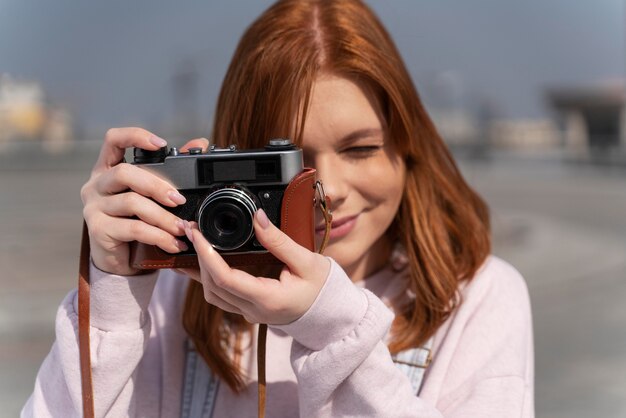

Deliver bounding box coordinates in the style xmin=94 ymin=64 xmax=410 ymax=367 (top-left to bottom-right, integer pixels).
xmin=129 ymin=168 xmax=317 ymax=270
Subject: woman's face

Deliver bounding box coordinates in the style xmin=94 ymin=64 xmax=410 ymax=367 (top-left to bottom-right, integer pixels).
xmin=300 ymin=74 xmax=406 ymax=282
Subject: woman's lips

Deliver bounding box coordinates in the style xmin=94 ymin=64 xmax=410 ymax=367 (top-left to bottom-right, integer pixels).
xmin=315 ymin=214 xmax=358 ymax=239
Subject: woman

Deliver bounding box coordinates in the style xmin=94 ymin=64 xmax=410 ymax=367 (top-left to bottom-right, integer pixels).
xmin=23 ymin=0 xmax=533 ymax=416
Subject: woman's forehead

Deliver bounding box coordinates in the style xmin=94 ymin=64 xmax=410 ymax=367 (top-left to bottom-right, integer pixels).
xmin=297 ymin=76 xmax=386 ymax=148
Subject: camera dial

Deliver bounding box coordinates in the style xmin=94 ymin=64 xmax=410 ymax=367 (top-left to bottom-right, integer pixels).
xmin=265 ymin=138 xmax=296 ymax=151
xmin=197 ymin=187 xmax=258 ymax=251
xmin=133 ymin=147 xmax=167 ymax=164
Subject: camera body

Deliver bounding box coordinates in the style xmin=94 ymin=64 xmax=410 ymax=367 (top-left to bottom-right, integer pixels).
xmin=133 ymin=139 xmax=303 ymax=255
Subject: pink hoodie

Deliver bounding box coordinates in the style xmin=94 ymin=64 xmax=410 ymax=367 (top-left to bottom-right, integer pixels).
xmin=22 ymin=255 xmax=533 ymax=417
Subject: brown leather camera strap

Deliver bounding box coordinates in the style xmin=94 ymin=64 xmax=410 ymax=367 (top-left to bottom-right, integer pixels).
xmin=78 ymin=221 xmax=95 ymax=418
xmin=315 ymin=180 xmax=332 ymax=254
xmin=257 ymin=323 xmax=268 ymax=418
xmin=77 ymin=181 xmax=332 ymax=418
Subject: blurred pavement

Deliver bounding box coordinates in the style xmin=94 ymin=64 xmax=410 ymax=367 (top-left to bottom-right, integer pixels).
xmin=1 ymin=143 xmax=625 ymax=417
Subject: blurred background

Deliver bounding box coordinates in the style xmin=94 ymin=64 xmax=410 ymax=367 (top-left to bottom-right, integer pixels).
xmin=1 ymin=0 xmax=624 ymax=416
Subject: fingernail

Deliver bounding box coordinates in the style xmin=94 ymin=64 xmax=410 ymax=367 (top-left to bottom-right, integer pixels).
xmin=149 ymin=135 xmax=167 ymax=148
xmin=256 ymin=208 xmax=270 ymax=229
xmin=168 ymin=190 xmax=187 ymax=205
xmin=175 ymin=239 xmax=189 ymax=252
xmin=176 ymin=219 xmax=185 ymax=234
xmin=183 ymin=220 xmax=194 ymax=242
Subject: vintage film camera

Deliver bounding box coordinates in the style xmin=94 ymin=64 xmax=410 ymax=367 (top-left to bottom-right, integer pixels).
xmin=129 ymin=139 xmax=317 ymax=270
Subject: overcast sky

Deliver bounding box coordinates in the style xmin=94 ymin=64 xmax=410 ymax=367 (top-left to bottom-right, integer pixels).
xmin=0 ymin=0 xmax=624 ymax=138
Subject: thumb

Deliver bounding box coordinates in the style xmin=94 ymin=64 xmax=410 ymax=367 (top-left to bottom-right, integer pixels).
xmin=253 ymin=209 xmax=313 ymax=277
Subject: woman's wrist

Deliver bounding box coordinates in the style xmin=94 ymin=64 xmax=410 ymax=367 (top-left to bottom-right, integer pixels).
xmin=272 ymin=258 xmax=369 ymax=350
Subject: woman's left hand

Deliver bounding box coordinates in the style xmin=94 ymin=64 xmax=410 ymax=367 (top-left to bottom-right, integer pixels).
xmin=181 ymin=209 xmax=330 ymax=325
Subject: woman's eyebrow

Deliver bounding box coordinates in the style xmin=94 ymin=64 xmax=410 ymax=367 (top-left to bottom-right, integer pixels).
xmin=338 ymin=128 xmax=384 ymax=145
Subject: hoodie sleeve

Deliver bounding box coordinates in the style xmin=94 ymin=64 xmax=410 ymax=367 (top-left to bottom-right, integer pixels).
xmin=272 ymin=259 xmax=443 ymax=417
xmin=21 ymin=262 xmax=158 ymax=418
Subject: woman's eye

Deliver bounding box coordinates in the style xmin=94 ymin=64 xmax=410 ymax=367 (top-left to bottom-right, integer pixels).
xmin=343 ymin=146 xmax=382 ymax=158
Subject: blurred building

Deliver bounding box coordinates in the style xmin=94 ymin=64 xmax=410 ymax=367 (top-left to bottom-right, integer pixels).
xmin=0 ymin=73 xmax=74 ymax=152
xmin=430 ymin=109 xmax=480 ymax=146
xmin=488 ymin=118 xmax=560 ymax=152
xmin=432 ymin=108 xmax=562 ymax=155
xmin=424 ymin=70 xmax=562 ymax=155
xmin=546 ymin=80 xmax=626 ymax=157
xmin=426 ymin=70 xmax=626 ymax=160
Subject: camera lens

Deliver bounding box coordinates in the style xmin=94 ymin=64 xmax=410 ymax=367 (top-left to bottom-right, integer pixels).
xmin=197 ymin=188 xmax=257 ymax=251
xmin=214 ymin=211 xmax=239 ymax=235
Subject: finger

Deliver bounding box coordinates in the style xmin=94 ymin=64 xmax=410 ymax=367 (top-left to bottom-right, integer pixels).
xmin=178 ymin=266 xmax=254 ymax=311
xmin=96 ymin=163 xmax=186 ymax=207
xmin=252 ymin=209 xmax=315 ymax=277
xmin=185 ymin=222 xmax=268 ymax=301
xmin=94 ymin=127 xmax=167 ymax=174
xmin=104 ymin=217 xmax=188 ymax=253
xmin=204 ymin=290 xmax=244 ymax=316
xmin=201 ymin=270 xmax=256 ymax=311
xmin=180 ymin=138 xmax=209 ymax=152
xmin=101 ymin=191 xmax=186 ymax=236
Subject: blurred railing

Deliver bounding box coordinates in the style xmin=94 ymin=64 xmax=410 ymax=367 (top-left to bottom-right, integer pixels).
xmin=0 ymin=139 xmax=103 ymax=171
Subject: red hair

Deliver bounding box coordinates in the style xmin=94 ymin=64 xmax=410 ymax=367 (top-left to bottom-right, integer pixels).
xmin=183 ymin=0 xmax=490 ymax=392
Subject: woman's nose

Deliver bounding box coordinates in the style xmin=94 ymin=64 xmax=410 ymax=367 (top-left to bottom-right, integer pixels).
xmin=313 ymin=157 xmax=348 ymax=207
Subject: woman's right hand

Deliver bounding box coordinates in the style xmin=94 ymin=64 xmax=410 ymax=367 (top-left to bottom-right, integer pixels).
xmin=80 ymin=127 xmax=194 ymax=276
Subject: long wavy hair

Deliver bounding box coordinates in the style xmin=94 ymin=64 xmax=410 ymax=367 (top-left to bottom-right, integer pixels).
xmin=183 ymin=0 xmax=490 ymax=392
